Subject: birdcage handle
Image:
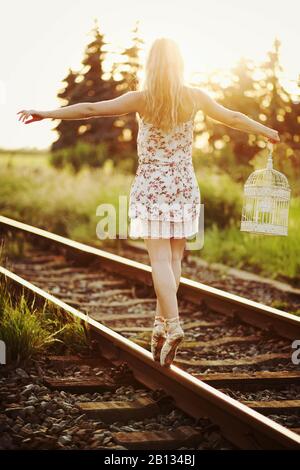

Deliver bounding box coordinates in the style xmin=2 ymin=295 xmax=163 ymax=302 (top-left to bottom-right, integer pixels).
xmin=266 ymin=142 xmax=273 ymax=170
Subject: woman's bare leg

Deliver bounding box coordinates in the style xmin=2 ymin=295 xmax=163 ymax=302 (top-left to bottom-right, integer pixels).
xmin=170 ymin=238 xmax=186 ymax=290
xmin=155 ymin=299 xmax=163 ymax=318
xmin=150 ymin=238 xmax=186 ymax=320
xmin=144 ymin=238 xmax=178 ymax=320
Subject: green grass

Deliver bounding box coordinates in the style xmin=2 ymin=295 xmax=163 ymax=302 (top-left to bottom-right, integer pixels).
xmin=206 ymin=197 xmax=300 ymax=281
xmin=0 ymin=278 xmax=89 ymax=363
xmin=0 ymin=152 xmax=299 ymax=281
xmin=200 ymin=214 xmax=300 ymax=281
xmin=0 ymin=154 xmax=131 ymax=244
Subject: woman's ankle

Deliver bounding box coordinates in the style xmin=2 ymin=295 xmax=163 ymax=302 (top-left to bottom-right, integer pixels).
xmin=165 ymin=315 xmax=180 ymax=323
xmin=153 ymin=315 xmax=165 ymax=325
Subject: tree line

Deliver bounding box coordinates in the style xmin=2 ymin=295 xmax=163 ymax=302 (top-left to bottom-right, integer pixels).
xmin=50 ymin=19 xmax=144 ymax=172
xmin=50 ymin=20 xmax=300 ymax=187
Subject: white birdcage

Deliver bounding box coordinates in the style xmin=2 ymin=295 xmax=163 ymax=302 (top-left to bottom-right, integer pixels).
xmin=240 ymin=146 xmax=291 ymax=236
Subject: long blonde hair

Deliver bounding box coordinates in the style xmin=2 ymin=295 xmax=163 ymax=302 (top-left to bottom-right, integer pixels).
xmin=138 ymin=37 xmax=195 ymax=133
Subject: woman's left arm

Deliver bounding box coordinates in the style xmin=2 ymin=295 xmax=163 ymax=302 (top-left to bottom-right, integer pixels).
xmin=17 ymin=91 xmax=142 ymax=123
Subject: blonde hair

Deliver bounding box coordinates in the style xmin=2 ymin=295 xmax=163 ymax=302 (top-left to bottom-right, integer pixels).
xmin=138 ymin=37 xmax=195 ymax=133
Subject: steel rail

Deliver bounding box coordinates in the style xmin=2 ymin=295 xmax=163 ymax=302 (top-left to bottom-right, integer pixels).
xmin=1 ymin=215 xmax=300 ymax=339
xmin=1 ymin=266 xmax=300 ymax=449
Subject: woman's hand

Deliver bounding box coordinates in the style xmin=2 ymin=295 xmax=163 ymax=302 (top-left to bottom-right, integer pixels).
xmin=17 ymin=109 xmax=45 ymax=124
xmin=266 ymin=129 xmax=280 ymax=144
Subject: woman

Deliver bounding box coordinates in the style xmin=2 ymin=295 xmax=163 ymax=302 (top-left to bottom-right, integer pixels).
xmin=17 ymin=37 xmax=280 ymax=368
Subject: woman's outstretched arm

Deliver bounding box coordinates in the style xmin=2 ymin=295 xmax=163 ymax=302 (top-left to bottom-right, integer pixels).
xmin=17 ymin=91 xmax=142 ymax=124
xmin=193 ymin=87 xmax=280 ymax=143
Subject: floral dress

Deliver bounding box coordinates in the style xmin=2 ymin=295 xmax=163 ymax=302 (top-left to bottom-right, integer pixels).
xmin=128 ymin=113 xmax=201 ymax=239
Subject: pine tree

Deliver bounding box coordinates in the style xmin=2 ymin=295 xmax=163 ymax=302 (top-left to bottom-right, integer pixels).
xmin=202 ymin=44 xmax=300 ymax=182
xmin=51 ymin=68 xmax=79 ymax=151
xmin=117 ymin=21 xmax=144 ymax=93
xmin=254 ymin=38 xmax=300 ymax=183
xmin=69 ymin=19 xmax=119 ymax=150
xmin=51 ymin=19 xmax=120 ymax=154
xmin=203 ymin=58 xmax=261 ymax=180
xmin=259 ymin=37 xmax=300 ymax=147
xmin=112 ymin=21 xmax=144 ymax=155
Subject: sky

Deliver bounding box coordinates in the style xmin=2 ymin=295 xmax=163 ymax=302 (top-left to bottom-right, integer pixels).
xmin=0 ymin=0 xmax=299 ymax=150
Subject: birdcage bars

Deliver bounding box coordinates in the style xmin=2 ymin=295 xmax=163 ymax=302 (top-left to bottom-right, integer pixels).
xmin=240 ymin=148 xmax=291 ymax=236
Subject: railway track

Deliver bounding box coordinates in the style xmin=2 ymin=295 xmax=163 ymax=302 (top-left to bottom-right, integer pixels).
xmin=2 ymin=344 xmax=223 ymax=451
xmin=121 ymin=239 xmax=300 ymax=314
xmin=1 ymin=215 xmax=300 ymax=449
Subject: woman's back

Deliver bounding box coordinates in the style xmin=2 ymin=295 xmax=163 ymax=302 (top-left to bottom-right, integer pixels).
xmin=136 ymin=86 xmax=196 ymax=164
xmin=129 ymin=87 xmax=200 ymax=238
xmin=136 ymin=113 xmax=194 ymax=165
xmin=137 ymin=86 xmax=197 ymax=129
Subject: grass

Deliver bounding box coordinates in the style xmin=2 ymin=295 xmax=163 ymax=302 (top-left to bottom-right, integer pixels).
xmin=0 ymin=152 xmax=299 ymax=281
xmin=200 ymin=212 xmax=300 ymax=281
xmin=0 ymin=277 xmax=89 ymax=363
xmin=0 ymin=154 xmax=131 ymax=245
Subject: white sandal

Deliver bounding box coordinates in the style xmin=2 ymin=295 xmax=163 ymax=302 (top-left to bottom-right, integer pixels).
xmin=160 ymin=316 xmax=184 ymax=367
xmin=151 ymin=315 xmax=166 ymax=362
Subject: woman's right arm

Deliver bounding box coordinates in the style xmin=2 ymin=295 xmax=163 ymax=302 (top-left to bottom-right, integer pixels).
xmin=193 ymin=88 xmax=280 ymax=143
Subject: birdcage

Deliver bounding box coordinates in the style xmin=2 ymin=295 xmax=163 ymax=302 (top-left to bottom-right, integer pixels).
xmin=240 ymin=147 xmax=291 ymax=236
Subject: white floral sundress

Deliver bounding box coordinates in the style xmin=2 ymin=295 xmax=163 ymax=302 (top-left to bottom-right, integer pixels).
xmin=128 ymin=113 xmax=201 ymax=239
